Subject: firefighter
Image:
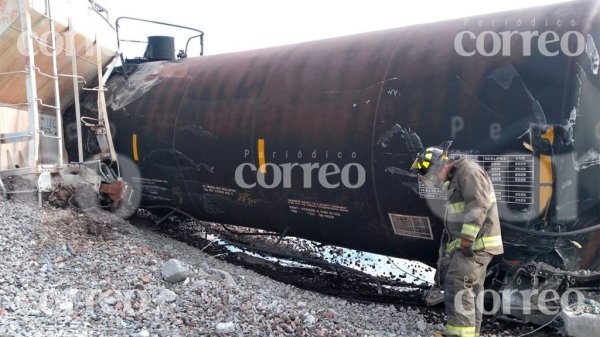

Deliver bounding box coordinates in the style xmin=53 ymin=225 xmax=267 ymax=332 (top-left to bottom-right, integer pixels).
xmin=411 ymin=143 xmax=503 ymax=337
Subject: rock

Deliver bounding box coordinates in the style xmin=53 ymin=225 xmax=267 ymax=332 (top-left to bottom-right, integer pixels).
xmin=105 ymin=297 xmax=117 ymax=306
xmin=193 ymin=267 xmax=209 ymax=278
xmin=130 ymin=330 xmax=150 ymax=337
xmin=281 ymin=323 xmax=294 ymax=333
xmin=210 ymin=267 xmax=237 ymax=287
xmin=398 ymin=324 xmax=407 ymax=334
xmin=297 ymin=301 xmax=307 ymax=307
xmin=586 ymin=299 xmax=600 ymax=307
xmin=66 ymin=243 xmax=76 ymax=255
xmin=191 ymin=280 xmax=206 ymax=289
xmin=304 ymin=314 xmax=317 ymax=325
xmin=321 ymin=309 xmax=336 ymax=319
xmin=240 ymin=303 xmax=252 ymax=312
xmin=58 ymin=301 xmax=74 ymax=314
xmin=161 ymin=259 xmax=189 ymax=283
xmin=417 ymin=319 xmax=427 ymax=332
xmin=157 ymin=289 xmax=177 ymax=303
xmin=562 ymin=311 xmax=600 ymax=337
xmin=140 ymin=274 xmax=152 ymax=284
xmin=28 ymin=309 xmax=42 ymax=317
xmin=216 ymin=322 xmax=235 ymax=333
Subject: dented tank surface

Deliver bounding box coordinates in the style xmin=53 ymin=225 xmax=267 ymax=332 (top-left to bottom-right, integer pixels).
xmin=68 ymin=1 xmax=600 ymax=276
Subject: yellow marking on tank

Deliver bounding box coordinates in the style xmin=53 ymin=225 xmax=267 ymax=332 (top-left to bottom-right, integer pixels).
xmin=132 ymin=133 xmax=139 ymax=161
xmin=258 ymin=138 xmax=266 ymax=173
xmin=539 ymin=127 xmax=555 ymax=214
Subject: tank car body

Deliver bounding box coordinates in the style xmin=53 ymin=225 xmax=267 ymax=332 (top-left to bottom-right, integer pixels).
xmin=69 ymin=1 xmax=600 ymax=282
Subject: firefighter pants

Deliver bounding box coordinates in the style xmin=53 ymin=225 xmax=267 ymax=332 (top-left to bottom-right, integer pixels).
xmin=436 ymin=249 xmax=492 ymax=337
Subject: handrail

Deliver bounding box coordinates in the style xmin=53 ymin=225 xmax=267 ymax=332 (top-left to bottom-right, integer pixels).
xmin=115 ymin=16 xmax=204 ymax=63
xmin=87 ymin=0 xmax=115 ymax=30
xmin=185 ymin=34 xmax=204 ymax=57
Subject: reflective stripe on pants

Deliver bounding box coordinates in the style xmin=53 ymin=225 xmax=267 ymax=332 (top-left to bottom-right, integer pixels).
xmin=446 ymin=325 xmax=477 ymax=337
xmin=446 ymin=235 xmax=502 ymax=254
xmin=443 ymin=251 xmax=492 ymax=337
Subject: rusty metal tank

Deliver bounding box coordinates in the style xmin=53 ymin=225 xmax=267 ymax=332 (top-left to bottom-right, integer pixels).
xmin=67 ymin=0 xmax=600 ymax=275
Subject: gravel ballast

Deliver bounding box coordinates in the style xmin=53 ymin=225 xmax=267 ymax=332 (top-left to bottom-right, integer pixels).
xmin=0 ymin=199 xmax=561 ymax=336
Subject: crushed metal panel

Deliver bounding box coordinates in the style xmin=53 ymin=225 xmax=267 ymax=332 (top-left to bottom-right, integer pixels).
xmin=388 ymin=213 xmax=434 ymax=240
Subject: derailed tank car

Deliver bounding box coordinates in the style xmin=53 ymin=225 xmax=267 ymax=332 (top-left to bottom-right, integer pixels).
xmin=67 ymin=0 xmax=600 ymax=324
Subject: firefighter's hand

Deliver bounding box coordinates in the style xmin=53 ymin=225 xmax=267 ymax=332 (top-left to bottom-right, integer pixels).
xmin=460 ymin=239 xmax=474 ymax=257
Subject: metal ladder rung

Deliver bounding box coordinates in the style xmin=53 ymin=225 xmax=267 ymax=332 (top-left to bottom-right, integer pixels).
xmin=35 ymin=67 xmax=58 ymax=80
xmin=0 ymin=131 xmax=32 ymax=144
xmin=36 ymin=99 xmax=59 ymax=110
xmin=0 ymin=102 xmax=29 ymax=108
xmin=82 ymin=87 xmax=107 ymax=92
xmin=74 ymin=56 xmax=99 ymax=67
xmin=80 ymin=116 xmax=100 ymax=127
xmin=31 ymin=36 xmax=56 ymax=51
xmin=0 ymin=70 xmax=27 ymax=77
xmin=7 ymin=25 xmax=21 ymax=33
xmin=57 ymin=73 xmax=87 ymax=84
xmin=38 ymin=11 xmax=55 ymax=21
xmin=40 ymin=132 xmax=61 ymax=139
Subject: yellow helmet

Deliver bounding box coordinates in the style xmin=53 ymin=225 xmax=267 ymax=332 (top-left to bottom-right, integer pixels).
xmin=410 ymin=141 xmax=452 ymax=176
